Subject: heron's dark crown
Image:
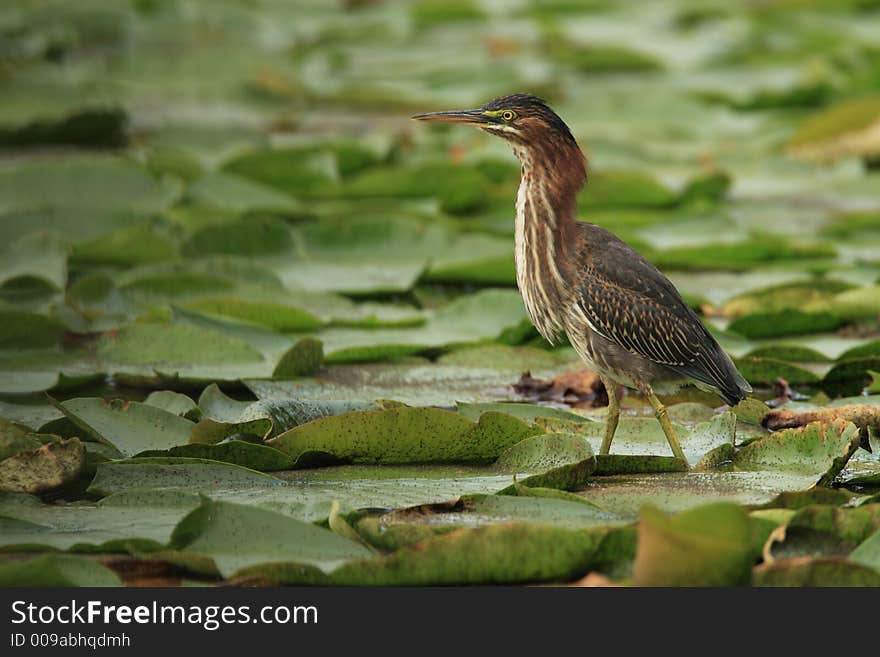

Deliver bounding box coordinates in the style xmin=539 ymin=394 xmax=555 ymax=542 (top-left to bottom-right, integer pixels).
xmin=481 ymin=94 xmax=578 ymax=147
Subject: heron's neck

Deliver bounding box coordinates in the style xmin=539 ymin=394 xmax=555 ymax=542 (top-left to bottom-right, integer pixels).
xmin=512 ymin=142 xmax=586 ymax=343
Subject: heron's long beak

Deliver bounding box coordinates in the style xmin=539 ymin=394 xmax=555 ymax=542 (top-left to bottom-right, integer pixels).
xmin=411 ymin=109 xmax=488 ymax=125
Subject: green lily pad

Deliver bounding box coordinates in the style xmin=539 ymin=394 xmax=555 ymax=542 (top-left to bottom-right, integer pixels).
xmin=143 ymin=391 xmax=202 ymax=420
xmin=0 ymin=418 xmax=44 ymax=460
xmin=808 ymin=285 xmax=880 ymax=321
xmin=267 ymin=407 xmax=539 ymax=465
xmin=193 ymin=385 xmax=376 ymax=442
xmin=850 ymin=528 xmax=880 ymax=571
xmin=728 ymin=310 xmax=841 ymax=339
xmin=753 ymin=557 xmax=880 ymax=586
xmin=457 ymin=401 xmax=589 ymax=424
xmin=579 ymin=170 xmax=675 ymax=209
xmin=823 ymin=357 xmax=880 ymax=395
xmin=633 ymin=503 xmax=754 ymax=586
xmin=222 ymin=148 xmax=337 ymax=197
xmin=138 ymin=441 xmax=295 ymax=472
xmin=167 ymin=498 xmax=373 ymax=578
xmin=574 ymin=411 xmax=736 ymax=466
xmin=493 ymin=433 xmax=593 ymax=473
xmin=374 ymin=494 xmax=616 ymax=533
xmin=57 ymin=398 xmax=195 ymax=457
xmin=186 ymin=171 xmax=301 ymax=214
xmin=649 ymin=241 xmax=835 ymax=272
xmin=96 ymin=321 xmax=266 ymax=372
xmin=0 ymin=490 xmax=197 ymax=552
xmin=766 ymin=504 xmax=880 ymax=560
xmin=722 ymin=279 xmax=854 ymax=318
xmin=71 ymin=221 xmax=177 ymax=267
xmin=184 ymin=298 xmax=324 ymax=332
xmin=86 ymin=458 xmax=282 ymax=497
xmin=0 ymin=554 xmax=122 ymax=586
xmin=734 ymin=419 xmax=860 ymax=488
xmin=0 ymin=154 xmax=180 ymax=214
xmin=733 ymin=356 xmax=821 ymax=385
xmin=0 ymin=311 xmax=65 ymax=349
xmin=789 ymin=95 xmax=880 ymax=162
xmin=243 ymin=522 xmax=611 ymax=585
xmin=182 ymin=215 xmax=294 ymax=258
xmin=273 ymin=337 xmax=324 ymax=378
xmin=743 ymin=344 xmax=831 ymax=363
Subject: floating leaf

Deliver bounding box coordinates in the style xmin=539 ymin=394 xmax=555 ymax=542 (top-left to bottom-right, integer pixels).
xmin=143 ymin=391 xmax=201 ymax=420
xmin=633 ymin=503 xmax=754 ymax=586
xmin=0 ymin=489 xmax=196 ymax=552
xmin=753 ymin=557 xmax=880 ymax=586
xmin=0 ymin=554 xmax=122 ymax=586
xmin=71 ymin=221 xmax=177 ymax=267
xmin=273 ymin=337 xmax=324 ymax=378
xmin=850 ymin=528 xmax=880 ymax=571
xmin=96 ymin=322 xmax=265 ymax=370
xmin=186 ymin=171 xmax=301 ymax=214
xmin=734 ymin=419 xmax=860 ymax=487
xmin=182 ymin=215 xmax=294 ymax=258
xmin=138 ymin=441 xmax=295 ymax=472
xmin=168 ymin=498 xmax=372 ymax=578
xmin=184 ymin=298 xmax=323 ymax=332
xmin=87 ymin=458 xmax=282 ymax=497
xmin=58 ymin=398 xmax=194 ymax=457
xmin=0 ymin=155 xmax=179 ymax=214
xmin=493 ymin=433 xmax=593 ymax=473
xmin=244 ymin=523 xmax=610 ymax=585
xmin=0 ymin=439 xmax=85 ymax=494
xmin=734 ymin=356 xmax=821 ymax=385
xmin=789 ymin=95 xmax=880 ymax=162
xmin=0 ymin=107 xmax=127 ymax=149
xmin=728 ymin=310 xmax=841 ymax=339
xmin=0 ymin=311 xmax=64 ymax=349
xmin=268 ymin=407 xmax=539 ymax=465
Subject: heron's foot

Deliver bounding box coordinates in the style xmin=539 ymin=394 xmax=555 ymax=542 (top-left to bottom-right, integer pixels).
xmin=599 ymin=376 xmax=620 ymax=455
xmin=640 ymin=385 xmax=690 ymax=467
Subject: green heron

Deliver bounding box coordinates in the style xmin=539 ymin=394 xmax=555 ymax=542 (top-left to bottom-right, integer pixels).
xmin=413 ymin=94 xmax=751 ymax=467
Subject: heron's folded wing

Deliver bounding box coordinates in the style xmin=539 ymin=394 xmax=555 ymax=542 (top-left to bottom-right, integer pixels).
xmin=573 ymin=223 xmax=744 ymax=397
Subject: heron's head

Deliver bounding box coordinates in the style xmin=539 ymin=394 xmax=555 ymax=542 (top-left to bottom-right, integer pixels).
xmin=412 ymin=94 xmax=578 ymax=152
xmin=413 ymin=93 xmax=585 ymax=193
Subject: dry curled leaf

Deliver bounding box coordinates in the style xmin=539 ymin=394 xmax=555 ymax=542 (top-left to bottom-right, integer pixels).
xmin=762 ymin=404 xmax=880 ymax=452
xmin=513 ymin=369 xmax=617 ymax=409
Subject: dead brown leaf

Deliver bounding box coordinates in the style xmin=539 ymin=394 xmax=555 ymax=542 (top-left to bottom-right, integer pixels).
xmin=513 ymin=369 xmax=617 ymax=409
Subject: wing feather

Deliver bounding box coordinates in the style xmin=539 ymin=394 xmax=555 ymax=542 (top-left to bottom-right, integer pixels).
xmin=574 ymin=223 xmax=750 ymax=403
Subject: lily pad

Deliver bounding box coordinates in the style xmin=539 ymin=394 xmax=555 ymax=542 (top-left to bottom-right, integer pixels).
xmin=0 ymin=554 xmax=122 ymax=587
xmin=243 ymin=522 xmax=611 ymax=585
xmin=58 ymin=398 xmax=194 ymax=457
xmin=753 ymin=557 xmax=880 ymax=586
xmin=0 ymin=490 xmax=197 ymax=552
xmin=734 ymin=419 xmax=860 ymax=488
xmin=633 ymin=503 xmax=754 ymax=586
xmin=86 ymin=458 xmax=282 ymax=497
xmin=0 ymin=155 xmax=180 ymax=214
xmin=728 ymin=310 xmax=841 ymax=339
xmin=789 ymin=95 xmax=880 ymax=162
xmin=167 ymin=498 xmax=373 ymax=578
xmin=267 ymin=407 xmax=539 ymax=465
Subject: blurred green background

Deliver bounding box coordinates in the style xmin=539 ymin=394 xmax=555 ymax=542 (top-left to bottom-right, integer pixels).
xmin=1 ymin=0 xmax=879 ymax=402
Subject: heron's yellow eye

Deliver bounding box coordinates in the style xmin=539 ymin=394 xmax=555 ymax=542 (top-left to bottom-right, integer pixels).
xmin=501 ymin=110 xmax=516 ymax=122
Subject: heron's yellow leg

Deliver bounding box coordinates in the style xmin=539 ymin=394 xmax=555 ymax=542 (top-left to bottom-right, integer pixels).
xmin=599 ymin=376 xmax=620 ymax=455
xmin=640 ymin=384 xmax=689 ymax=467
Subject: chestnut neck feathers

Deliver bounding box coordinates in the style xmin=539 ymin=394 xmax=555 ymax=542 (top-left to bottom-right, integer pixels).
xmin=504 ymin=102 xmax=587 ymax=343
